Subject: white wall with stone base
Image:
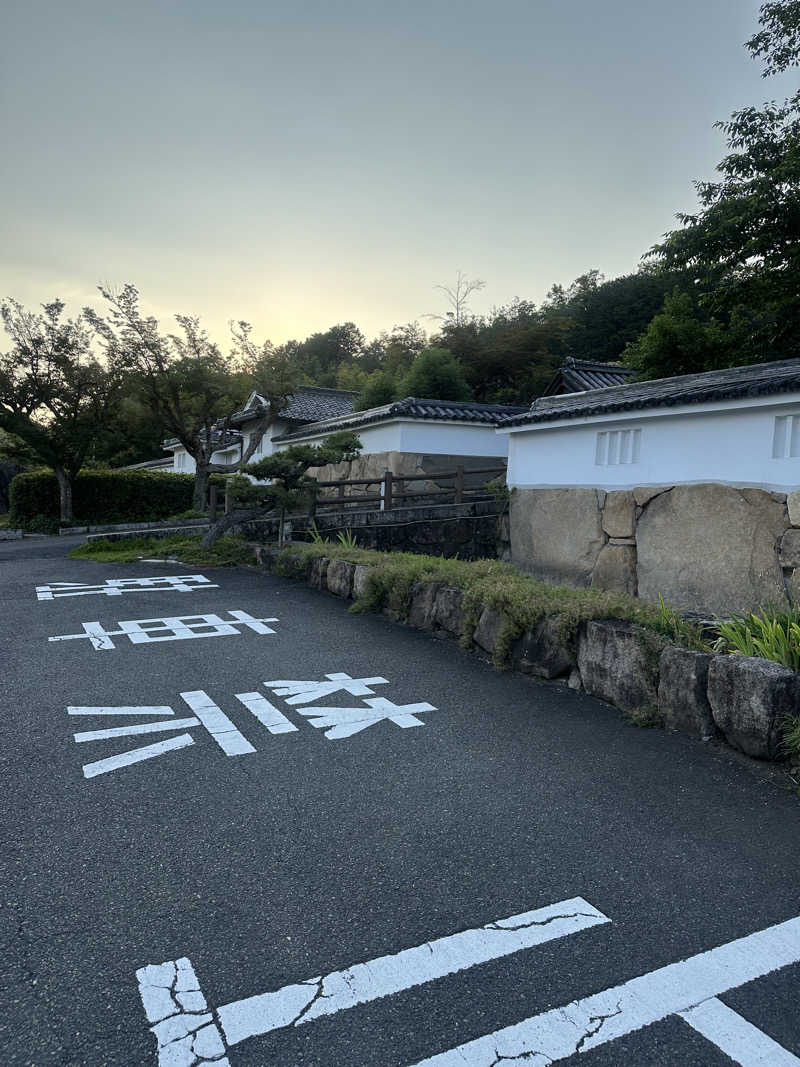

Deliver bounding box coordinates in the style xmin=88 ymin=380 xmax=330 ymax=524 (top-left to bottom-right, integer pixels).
xmin=510 ymin=483 xmax=800 ymax=616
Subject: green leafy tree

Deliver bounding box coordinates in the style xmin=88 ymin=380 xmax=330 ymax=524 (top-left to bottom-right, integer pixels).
xmin=354 ymin=370 xmax=400 ymax=410
xmin=0 ymin=298 xmax=120 ymax=521
xmin=623 ymin=289 xmax=739 ymax=379
xmin=400 ymin=346 xmax=472 ymax=401
xmin=649 ymin=0 xmax=800 ymax=358
xmin=87 ymin=286 xmax=297 ymax=511
xmin=200 ymin=430 xmax=361 ymax=546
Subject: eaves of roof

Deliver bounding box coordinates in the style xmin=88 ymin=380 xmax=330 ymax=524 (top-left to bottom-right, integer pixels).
xmin=501 ymin=359 xmax=800 ymax=428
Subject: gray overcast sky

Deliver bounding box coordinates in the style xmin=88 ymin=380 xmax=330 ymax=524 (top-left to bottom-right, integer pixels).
xmin=1 ymin=0 xmax=796 ymax=345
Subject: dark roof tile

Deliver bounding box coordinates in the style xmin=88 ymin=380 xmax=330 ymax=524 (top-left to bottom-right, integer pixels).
xmin=542 ymin=357 xmax=634 ymax=396
xmin=502 ymin=359 xmax=800 ymax=428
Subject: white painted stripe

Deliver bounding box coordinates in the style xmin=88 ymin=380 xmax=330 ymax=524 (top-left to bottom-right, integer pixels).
xmin=406 ymin=915 xmax=800 ymax=1067
xmin=679 ymin=997 xmax=800 ymax=1066
xmin=49 ymin=621 xmax=116 ymax=649
xmin=68 ymin=706 xmax=175 ymax=717
xmin=217 ymin=897 xmax=610 ymax=1047
xmin=180 ymin=691 xmax=256 ymax=755
xmin=82 ymin=734 xmax=195 ymax=778
xmin=74 ymin=718 xmax=200 ymax=743
xmin=235 ymin=693 xmax=298 ymax=734
xmin=227 ymin=609 xmax=278 ymax=634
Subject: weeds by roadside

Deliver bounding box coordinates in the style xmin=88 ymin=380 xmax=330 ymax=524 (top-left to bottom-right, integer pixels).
xmin=69 ymin=534 xmax=253 ymax=566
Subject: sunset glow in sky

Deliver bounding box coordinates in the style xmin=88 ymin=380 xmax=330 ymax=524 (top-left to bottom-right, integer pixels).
xmin=2 ymin=0 xmax=796 ymax=346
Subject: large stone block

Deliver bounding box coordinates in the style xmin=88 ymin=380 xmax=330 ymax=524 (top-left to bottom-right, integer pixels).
xmin=510 ymin=614 xmax=574 ymax=678
xmin=577 ymin=619 xmax=664 ymax=713
xmin=602 ymin=491 xmax=635 ymax=538
xmin=326 ymin=559 xmax=355 ymax=598
xmin=780 ymin=529 xmax=800 ymax=568
xmin=407 ymin=582 xmax=443 ymax=630
xmin=658 ymin=647 xmax=718 ymax=739
xmin=591 ymin=544 xmax=637 ymax=596
xmin=473 ymin=607 xmax=510 ymax=655
xmin=707 ymin=654 xmax=799 ymax=759
xmin=309 ymin=556 xmax=330 ymax=590
xmin=787 ymin=490 xmax=800 ymax=527
xmin=633 ymin=486 xmax=670 ymax=508
xmin=432 ymin=586 xmax=464 ymax=635
xmin=352 ymin=564 xmax=371 ymax=599
xmin=510 ymin=488 xmax=605 ymax=587
xmin=636 ymin=484 xmax=788 ymax=615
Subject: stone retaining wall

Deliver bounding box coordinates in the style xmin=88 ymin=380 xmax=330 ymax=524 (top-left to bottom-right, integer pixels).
xmin=255 ymin=545 xmax=800 ymax=765
xmin=510 ymin=483 xmax=800 ymax=615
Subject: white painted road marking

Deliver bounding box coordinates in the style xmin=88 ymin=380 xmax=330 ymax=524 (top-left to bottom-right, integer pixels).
xmin=35 ymin=575 xmax=217 ymax=600
xmin=298 ymin=696 xmax=437 ymax=738
xmin=180 ymin=691 xmax=256 ymax=756
xmin=135 ymin=957 xmax=230 ymax=1067
xmin=48 ymin=610 xmax=279 ymax=650
xmin=82 ymin=735 xmax=196 ymax=779
xmin=68 ymin=706 xmax=175 ymax=717
xmin=679 ymin=997 xmax=800 ymax=1066
xmin=136 ymin=898 xmax=610 ymax=1064
xmin=265 ymin=672 xmax=390 ymax=704
xmin=235 ymin=692 xmax=298 ymax=734
xmin=73 ymin=717 xmax=200 ymax=743
xmin=69 ymin=676 xmax=442 ymax=778
xmin=407 ymin=914 xmax=800 ymax=1067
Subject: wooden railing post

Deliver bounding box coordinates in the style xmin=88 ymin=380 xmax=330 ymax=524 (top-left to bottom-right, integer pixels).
xmin=338 ymin=481 xmax=345 ymax=506
xmin=383 ymin=470 xmax=393 ymax=511
xmin=224 ymin=478 xmax=232 ymax=514
xmin=208 ymin=484 xmax=218 ymax=521
xmin=454 ymin=465 xmax=464 ymax=504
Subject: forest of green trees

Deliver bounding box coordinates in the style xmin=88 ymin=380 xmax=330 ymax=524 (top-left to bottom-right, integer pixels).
xmin=1 ymin=0 xmax=798 ymax=514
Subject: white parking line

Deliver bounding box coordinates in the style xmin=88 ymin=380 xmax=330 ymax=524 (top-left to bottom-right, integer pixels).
xmin=136 ymin=897 xmax=610 ymax=1064
xmin=407 ymin=915 xmax=800 ymax=1067
xmin=235 ymin=692 xmax=298 ymax=735
xmin=679 ymin=997 xmax=800 ymax=1066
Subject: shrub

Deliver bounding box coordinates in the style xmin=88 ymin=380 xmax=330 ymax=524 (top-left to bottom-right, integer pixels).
xmin=714 ymin=609 xmax=800 ymax=671
xmin=9 ymin=470 xmax=195 ymax=528
xmin=69 ymin=533 xmax=253 ymax=566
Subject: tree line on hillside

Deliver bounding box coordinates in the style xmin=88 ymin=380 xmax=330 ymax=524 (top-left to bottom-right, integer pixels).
xmin=1 ymin=0 xmax=798 ymax=523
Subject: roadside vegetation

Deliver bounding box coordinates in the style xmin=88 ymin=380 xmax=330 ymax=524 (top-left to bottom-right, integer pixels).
xmin=69 ymin=533 xmax=253 ymax=566
xmin=275 ymin=541 xmax=707 ymax=653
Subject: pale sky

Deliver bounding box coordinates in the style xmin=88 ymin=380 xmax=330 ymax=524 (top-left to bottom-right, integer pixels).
xmin=1 ymin=0 xmax=796 ymax=347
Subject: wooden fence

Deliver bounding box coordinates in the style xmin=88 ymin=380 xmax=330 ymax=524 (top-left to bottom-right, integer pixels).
xmin=309 ymin=465 xmax=507 ymax=515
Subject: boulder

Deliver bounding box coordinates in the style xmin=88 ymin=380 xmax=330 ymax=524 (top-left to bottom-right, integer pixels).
xmin=352 ymin=564 xmax=371 ymax=599
xmin=326 ymin=559 xmax=355 ymax=598
xmin=780 ymin=529 xmax=800 ymax=569
xmin=633 ymin=486 xmax=670 ymax=508
xmin=407 ymin=582 xmax=443 ymax=630
xmin=658 ymin=647 xmax=718 ymax=739
xmin=577 ymin=619 xmax=664 ymax=713
xmin=707 ymin=655 xmax=799 ymax=760
xmin=510 ymin=614 xmax=574 ymax=679
xmin=602 ymin=491 xmax=635 ymax=538
xmin=309 ymin=556 xmax=330 ymax=590
xmin=432 ymin=586 xmax=464 ymax=635
xmin=636 ymin=484 xmax=788 ymax=615
xmin=473 ymin=607 xmax=510 ymax=655
xmin=591 ymin=544 xmax=637 ymax=596
xmin=509 ymin=488 xmax=605 ymax=587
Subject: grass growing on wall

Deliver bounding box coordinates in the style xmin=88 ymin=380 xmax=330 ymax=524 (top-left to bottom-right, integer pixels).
xmin=275 ymin=541 xmax=707 ymax=660
xmin=70 ymin=534 xmax=253 ymax=566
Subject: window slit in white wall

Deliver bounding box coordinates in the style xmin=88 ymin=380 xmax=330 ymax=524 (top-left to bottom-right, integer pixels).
xmin=595 ymin=428 xmax=641 ymax=467
xmin=773 ymin=415 xmax=800 ymax=458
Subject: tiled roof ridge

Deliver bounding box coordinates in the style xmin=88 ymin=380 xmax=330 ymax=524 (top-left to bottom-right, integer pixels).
xmin=563 ymin=356 xmax=634 ymax=372
xmin=502 ymin=357 xmax=800 ymax=427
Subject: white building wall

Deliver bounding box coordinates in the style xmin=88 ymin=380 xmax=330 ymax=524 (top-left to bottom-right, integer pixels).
xmin=504 ymin=394 xmax=800 ymax=491
xmin=276 ymin=419 xmax=508 ymax=457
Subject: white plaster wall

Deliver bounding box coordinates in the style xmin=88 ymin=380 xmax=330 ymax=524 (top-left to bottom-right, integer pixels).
xmin=276 ymin=420 xmax=508 ymax=458
xmin=242 ymin=417 xmax=288 ymax=459
xmin=504 ymin=396 xmax=800 ymax=491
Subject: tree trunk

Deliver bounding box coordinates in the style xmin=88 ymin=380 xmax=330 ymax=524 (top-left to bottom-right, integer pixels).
xmin=200 ymin=506 xmax=269 ymax=548
xmin=54 ymin=466 xmax=74 ymax=524
xmin=192 ymin=464 xmax=210 ymax=513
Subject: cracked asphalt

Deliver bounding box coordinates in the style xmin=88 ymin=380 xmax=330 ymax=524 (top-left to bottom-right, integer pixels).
xmin=3 ymin=535 xmax=800 ymax=1066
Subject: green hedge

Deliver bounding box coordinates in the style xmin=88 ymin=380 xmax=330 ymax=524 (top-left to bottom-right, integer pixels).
xmin=9 ymin=470 xmax=196 ymax=528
